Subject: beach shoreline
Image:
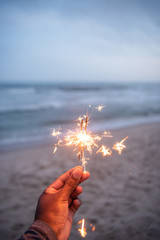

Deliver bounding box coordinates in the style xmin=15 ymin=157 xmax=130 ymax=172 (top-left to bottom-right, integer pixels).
xmin=0 ymin=122 xmax=160 ymax=240
xmin=1 ymin=115 xmax=160 ymax=152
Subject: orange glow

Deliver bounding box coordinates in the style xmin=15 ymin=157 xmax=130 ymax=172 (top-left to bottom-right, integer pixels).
xmin=78 ymin=219 xmax=87 ymax=238
xmin=113 ymin=136 xmax=128 ymax=155
xmin=96 ymin=145 xmax=112 ymax=156
xmin=92 ymin=225 xmax=96 ymax=231
xmin=90 ymin=224 xmax=96 ymax=232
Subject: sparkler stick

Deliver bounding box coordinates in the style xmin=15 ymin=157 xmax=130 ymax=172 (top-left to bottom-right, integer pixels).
xmin=78 ymin=115 xmax=88 ymax=172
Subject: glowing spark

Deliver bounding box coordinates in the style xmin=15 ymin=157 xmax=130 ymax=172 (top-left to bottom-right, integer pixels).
xmin=76 ymin=116 xmax=83 ymax=122
xmin=96 ymin=145 xmax=112 ymax=156
xmin=63 ymin=119 xmax=101 ymax=170
xmin=92 ymin=225 xmax=96 ymax=232
xmin=94 ymin=105 xmax=105 ymax=112
xmin=90 ymin=224 xmax=96 ymax=232
xmin=53 ymin=146 xmax=57 ymax=154
xmin=51 ymin=129 xmax=61 ymax=137
xmin=78 ymin=219 xmax=87 ymax=238
xmin=113 ymin=136 xmax=128 ymax=155
xmin=52 ymin=106 xmax=129 ymax=171
xmin=102 ymin=130 xmax=113 ymax=137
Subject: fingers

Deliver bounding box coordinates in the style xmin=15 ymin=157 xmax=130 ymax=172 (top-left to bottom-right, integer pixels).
xmin=44 ymin=166 xmax=90 ymax=194
xmin=68 ymin=186 xmax=83 ymax=205
xmin=71 ymin=186 xmax=83 ymax=199
xmin=80 ymin=171 xmax=90 ymax=184
xmin=45 ymin=166 xmax=82 ymax=193
xmin=69 ymin=198 xmax=81 ymax=221
xmin=61 ymin=168 xmax=83 ymax=198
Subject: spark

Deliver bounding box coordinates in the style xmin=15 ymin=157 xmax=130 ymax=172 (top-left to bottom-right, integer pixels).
xmin=113 ymin=136 xmax=128 ymax=155
xmin=53 ymin=146 xmax=57 ymax=154
xmin=96 ymin=145 xmax=112 ymax=156
xmin=78 ymin=219 xmax=87 ymax=238
xmin=51 ymin=129 xmax=61 ymax=137
xmin=92 ymin=225 xmax=96 ymax=232
xmin=90 ymin=224 xmax=96 ymax=232
xmin=52 ymin=107 xmax=128 ymax=171
xmin=102 ymin=130 xmax=113 ymax=138
xmin=63 ymin=115 xmax=101 ymax=171
xmin=94 ymin=105 xmax=105 ymax=112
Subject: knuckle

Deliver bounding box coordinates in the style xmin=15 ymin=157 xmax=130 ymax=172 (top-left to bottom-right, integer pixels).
xmin=66 ymin=178 xmax=76 ymax=189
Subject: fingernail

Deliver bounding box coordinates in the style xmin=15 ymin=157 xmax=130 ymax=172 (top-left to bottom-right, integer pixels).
xmin=72 ymin=168 xmax=82 ymax=179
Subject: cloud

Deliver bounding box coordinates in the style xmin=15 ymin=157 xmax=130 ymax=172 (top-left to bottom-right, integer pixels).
xmin=0 ymin=0 xmax=160 ymax=82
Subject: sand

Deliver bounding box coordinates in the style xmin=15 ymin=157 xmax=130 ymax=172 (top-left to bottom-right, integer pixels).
xmin=0 ymin=122 xmax=160 ymax=240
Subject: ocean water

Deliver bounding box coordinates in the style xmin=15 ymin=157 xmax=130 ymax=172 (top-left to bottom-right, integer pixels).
xmin=0 ymin=82 xmax=160 ymax=149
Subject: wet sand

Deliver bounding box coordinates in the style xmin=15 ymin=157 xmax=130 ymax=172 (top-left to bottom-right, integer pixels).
xmin=0 ymin=122 xmax=160 ymax=240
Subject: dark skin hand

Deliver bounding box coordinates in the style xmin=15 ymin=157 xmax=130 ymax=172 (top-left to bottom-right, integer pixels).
xmin=35 ymin=166 xmax=90 ymax=240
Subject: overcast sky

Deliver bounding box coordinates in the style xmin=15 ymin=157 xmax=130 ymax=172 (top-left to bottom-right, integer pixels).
xmin=0 ymin=0 xmax=160 ymax=83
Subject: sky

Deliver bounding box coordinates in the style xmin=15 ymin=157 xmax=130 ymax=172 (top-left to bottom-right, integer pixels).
xmin=0 ymin=0 xmax=160 ymax=83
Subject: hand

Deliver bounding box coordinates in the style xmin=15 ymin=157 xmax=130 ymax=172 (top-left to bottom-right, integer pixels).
xmin=35 ymin=166 xmax=90 ymax=240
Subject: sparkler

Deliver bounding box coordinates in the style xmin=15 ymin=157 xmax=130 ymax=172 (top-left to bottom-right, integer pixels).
xmin=52 ymin=106 xmax=128 ymax=170
xmin=52 ymin=113 xmax=101 ymax=171
xmin=51 ymin=105 xmax=128 ymax=238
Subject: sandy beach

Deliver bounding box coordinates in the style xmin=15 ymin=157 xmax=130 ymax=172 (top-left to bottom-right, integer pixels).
xmin=0 ymin=122 xmax=160 ymax=240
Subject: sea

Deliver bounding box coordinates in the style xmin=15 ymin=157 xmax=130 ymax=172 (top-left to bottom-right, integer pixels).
xmin=0 ymin=82 xmax=160 ymax=149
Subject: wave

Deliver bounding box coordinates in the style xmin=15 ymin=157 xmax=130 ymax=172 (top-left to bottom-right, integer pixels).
xmin=8 ymin=87 xmax=35 ymax=94
xmin=0 ymin=101 xmax=65 ymax=113
xmin=91 ymin=114 xmax=160 ymax=132
xmin=58 ymin=83 xmax=130 ymax=92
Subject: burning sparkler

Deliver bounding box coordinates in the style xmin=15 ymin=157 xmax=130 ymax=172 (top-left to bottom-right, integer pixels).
xmin=51 ymin=105 xmax=128 ymax=238
xmin=52 ymin=113 xmax=101 ymax=171
xmin=52 ymin=105 xmax=128 ymax=170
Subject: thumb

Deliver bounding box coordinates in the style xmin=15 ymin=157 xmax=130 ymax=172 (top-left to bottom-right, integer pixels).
xmin=61 ymin=167 xmax=83 ymax=198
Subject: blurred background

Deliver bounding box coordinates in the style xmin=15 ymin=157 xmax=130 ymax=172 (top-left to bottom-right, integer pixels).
xmin=0 ymin=0 xmax=160 ymax=240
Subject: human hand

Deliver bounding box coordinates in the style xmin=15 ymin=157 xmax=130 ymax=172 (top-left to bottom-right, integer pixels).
xmin=35 ymin=166 xmax=90 ymax=240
